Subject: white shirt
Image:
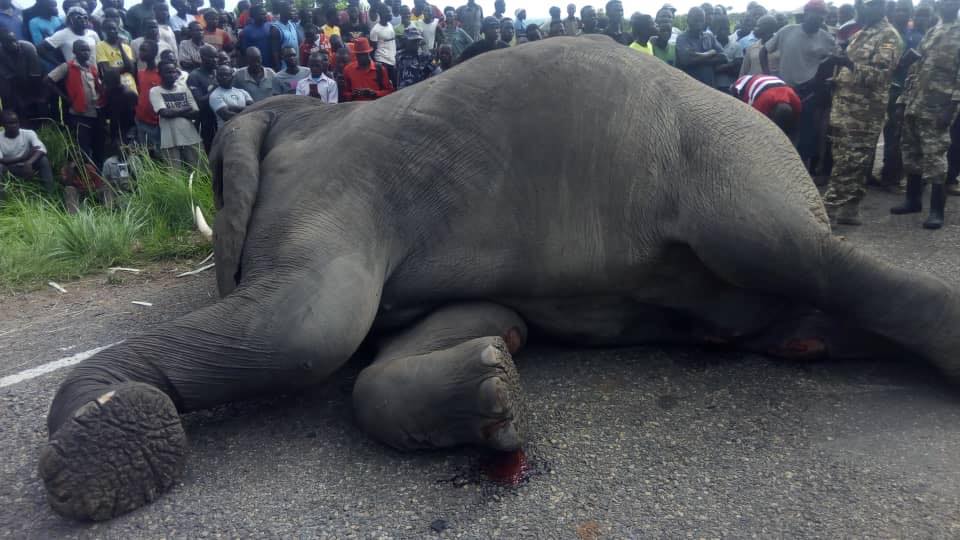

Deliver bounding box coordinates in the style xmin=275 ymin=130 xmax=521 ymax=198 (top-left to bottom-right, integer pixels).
xmin=415 ymin=19 xmax=439 ymax=51
xmin=209 ymin=86 xmax=254 ymax=127
xmin=45 ymin=28 xmax=99 ymax=62
xmin=369 ymin=22 xmax=396 ymax=66
xmin=158 ymin=24 xmax=179 ymax=59
xmin=169 ymin=13 xmax=195 ymax=33
xmin=294 ymin=74 xmax=338 ymax=103
xmin=131 ymin=36 xmax=174 ymax=71
xmin=0 ymin=129 xmax=46 ymax=161
xmin=149 ymin=80 xmax=202 ymax=148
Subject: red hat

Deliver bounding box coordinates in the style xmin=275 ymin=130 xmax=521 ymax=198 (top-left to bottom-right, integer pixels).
xmin=804 ymin=0 xmax=827 ymax=12
xmin=353 ymin=37 xmax=373 ymax=54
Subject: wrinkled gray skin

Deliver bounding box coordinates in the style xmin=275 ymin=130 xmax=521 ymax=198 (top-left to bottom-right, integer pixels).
xmin=40 ymin=36 xmax=960 ymax=521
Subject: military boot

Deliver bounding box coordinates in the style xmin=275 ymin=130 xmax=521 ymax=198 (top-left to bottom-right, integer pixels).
xmin=836 ymin=201 xmax=862 ymax=226
xmin=923 ymin=184 xmax=946 ymax=230
xmin=890 ymin=175 xmax=924 ymax=214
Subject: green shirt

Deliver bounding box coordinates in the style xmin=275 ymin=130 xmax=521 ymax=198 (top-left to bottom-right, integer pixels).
xmin=652 ymin=41 xmax=675 ymax=66
xmin=630 ymin=41 xmax=653 ymax=55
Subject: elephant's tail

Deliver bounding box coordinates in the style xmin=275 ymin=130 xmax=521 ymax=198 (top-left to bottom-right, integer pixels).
xmin=209 ymin=109 xmax=277 ymax=297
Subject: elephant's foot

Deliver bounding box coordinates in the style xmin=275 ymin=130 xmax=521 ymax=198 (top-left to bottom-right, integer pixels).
xmin=354 ymin=336 xmax=525 ymax=452
xmin=39 ymin=382 xmax=186 ymax=521
xmin=475 ymin=339 xmax=524 ymax=451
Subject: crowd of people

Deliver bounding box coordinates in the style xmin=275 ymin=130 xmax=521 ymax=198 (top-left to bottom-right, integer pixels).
xmin=0 ymin=0 xmax=957 ymax=227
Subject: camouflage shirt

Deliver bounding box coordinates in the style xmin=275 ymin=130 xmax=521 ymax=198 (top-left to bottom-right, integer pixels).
xmin=834 ymin=20 xmax=903 ymax=102
xmin=900 ymin=20 xmax=960 ymax=117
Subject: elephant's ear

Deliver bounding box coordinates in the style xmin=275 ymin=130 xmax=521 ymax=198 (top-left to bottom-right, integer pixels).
xmin=209 ymin=110 xmax=276 ymax=298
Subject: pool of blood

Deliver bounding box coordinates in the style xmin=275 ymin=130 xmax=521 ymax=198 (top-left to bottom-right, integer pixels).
xmin=481 ymin=449 xmax=530 ymax=485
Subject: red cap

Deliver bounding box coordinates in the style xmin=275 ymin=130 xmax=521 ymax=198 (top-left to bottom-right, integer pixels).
xmin=804 ymin=0 xmax=828 ymax=12
xmin=352 ymin=37 xmax=373 ymax=54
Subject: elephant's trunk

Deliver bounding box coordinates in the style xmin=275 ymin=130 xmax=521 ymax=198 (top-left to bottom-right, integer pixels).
xmin=209 ymin=110 xmax=276 ymax=297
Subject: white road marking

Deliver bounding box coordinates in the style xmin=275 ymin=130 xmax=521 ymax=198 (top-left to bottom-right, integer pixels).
xmin=0 ymin=342 xmax=122 ymax=388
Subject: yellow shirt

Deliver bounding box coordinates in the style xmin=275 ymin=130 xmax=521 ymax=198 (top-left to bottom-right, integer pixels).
xmin=322 ymin=24 xmax=341 ymax=39
xmin=95 ymin=41 xmax=138 ymax=94
xmin=629 ymin=41 xmax=653 ymax=55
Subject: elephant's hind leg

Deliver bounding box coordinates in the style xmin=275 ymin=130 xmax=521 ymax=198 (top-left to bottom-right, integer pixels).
xmin=40 ymin=254 xmax=384 ymax=521
xmin=685 ymin=198 xmax=960 ymax=378
xmin=353 ymin=302 xmax=527 ymax=451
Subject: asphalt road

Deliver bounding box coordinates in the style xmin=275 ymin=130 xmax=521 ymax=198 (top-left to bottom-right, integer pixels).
xmin=2 ymin=190 xmax=960 ymax=538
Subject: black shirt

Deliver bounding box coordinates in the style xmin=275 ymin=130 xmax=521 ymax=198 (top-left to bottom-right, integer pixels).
xmin=339 ymin=21 xmax=368 ymax=42
xmin=457 ymin=39 xmax=508 ymax=63
xmin=604 ymin=28 xmax=631 ymax=45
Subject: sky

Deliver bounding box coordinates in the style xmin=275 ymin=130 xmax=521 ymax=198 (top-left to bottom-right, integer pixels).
xmin=12 ymin=0 xmax=807 ymax=18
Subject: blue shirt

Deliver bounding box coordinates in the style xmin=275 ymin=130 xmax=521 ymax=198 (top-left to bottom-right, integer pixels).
xmin=892 ymin=27 xmax=926 ymax=87
xmin=271 ymin=19 xmax=299 ymax=49
xmin=271 ymin=20 xmax=299 ymax=70
xmin=514 ymin=17 xmax=525 ymax=35
xmin=29 ymin=15 xmax=62 ymax=47
xmin=903 ymin=27 xmax=923 ymax=51
xmin=394 ymin=50 xmax=436 ymax=88
xmin=241 ymin=22 xmax=274 ymax=68
xmin=0 ymin=7 xmax=24 ymax=41
xmin=737 ymin=32 xmax=758 ymax=52
xmin=676 ymin=31 xmax=724 ymax=87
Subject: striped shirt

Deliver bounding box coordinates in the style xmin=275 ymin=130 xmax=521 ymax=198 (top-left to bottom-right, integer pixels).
xmin=732 ymin=74 xmax=788 ymax=106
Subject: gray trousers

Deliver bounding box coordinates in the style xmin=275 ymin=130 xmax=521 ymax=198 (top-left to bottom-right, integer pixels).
xmin=3 ymin=155 xmax=56 ymax=195
xmin=161 ymin=145 xmax=201 ymax=171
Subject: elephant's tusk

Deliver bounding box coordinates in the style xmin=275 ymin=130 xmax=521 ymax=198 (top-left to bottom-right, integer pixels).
xmin=195 ymin=206 xmax=213 ymax=240
xmin=188 ymin=171 xmax=213 ymax=240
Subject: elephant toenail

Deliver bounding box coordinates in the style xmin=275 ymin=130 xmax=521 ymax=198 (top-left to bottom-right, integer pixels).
xmin=481 ymin=346 xmax=501 ymax=367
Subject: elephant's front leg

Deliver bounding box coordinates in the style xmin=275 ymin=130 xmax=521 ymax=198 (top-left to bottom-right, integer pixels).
xmin=39 ymin=254 xmax=385 ymax=521
xmin=353 ymin=302 xmax=527 ymax=451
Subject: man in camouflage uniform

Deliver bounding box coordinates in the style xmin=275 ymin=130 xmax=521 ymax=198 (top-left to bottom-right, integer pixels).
xmin=890 ymin=0 xmax=960 ymax=229
xmin=823 ymin=0 xmax=902 ymax=225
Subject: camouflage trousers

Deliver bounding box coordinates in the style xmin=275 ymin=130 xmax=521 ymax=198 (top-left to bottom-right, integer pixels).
xmin=902 ymin=113 xmax=951 ymax=184
xmin=823 ymin=112 xmax=886 ymax=208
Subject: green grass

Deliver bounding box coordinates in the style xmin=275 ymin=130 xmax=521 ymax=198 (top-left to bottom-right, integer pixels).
xmin=35 ymin=123 xmax=73 ymax=174
xmin=0 ymin=140 xmax=216 ymax=288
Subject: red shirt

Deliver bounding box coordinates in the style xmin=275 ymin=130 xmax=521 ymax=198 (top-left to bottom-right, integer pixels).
xmin=732 ymin=75 xmax=802 ymax=122
xmin=328 ymin=42 xmax=356 ymax=68
xmin=237 ymin=10 xmax=272 ymax=28
xmin=342 ymin=61 xmax=394 ymax=101
xmin=300 ymin=38 xmax=320 ymax=66
xmin=202 ymin=28 xmax=233 ymax=51
xmin=61 ymin=162 xmax=105 ymax=190
xmin=135 ymin=68 xmax=161 ymax=125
